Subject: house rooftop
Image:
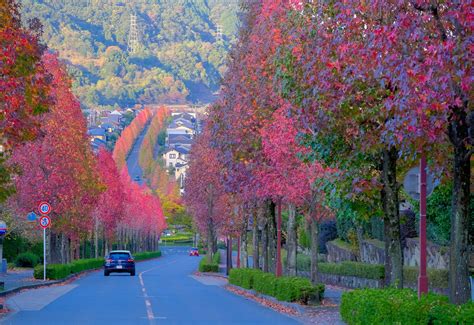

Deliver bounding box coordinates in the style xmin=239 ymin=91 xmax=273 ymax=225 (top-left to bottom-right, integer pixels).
xmin=169 ymin=119 xmax=194 ymax=129
xmin=88 ymin=128 xmax=106 ymax=136
xmin=175 ymin=146 xmax=190 ymax=155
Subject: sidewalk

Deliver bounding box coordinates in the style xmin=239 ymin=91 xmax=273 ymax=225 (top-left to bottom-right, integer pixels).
xmin=0 ymin=268 xmax=57 ymax=300
xmin=0 ymin=270 xmax=38 ymax=291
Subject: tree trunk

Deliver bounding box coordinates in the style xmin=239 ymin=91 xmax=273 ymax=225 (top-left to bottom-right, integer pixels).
xmin=94 ymin=217 xmax=99 ymax=258
xmin=268 ymin=201 xmax=277 ymax=274
xmin=310 ymin=219 xmax=319 ymax=284
xmin=241 ymin=224 xmax=248 ymax=268
xmin=262 ymin=217 xmax=269 ymax=272
xmin=50 ymin=231 xmax=62 ymax=264
xmin=356 ymin=223 xmax=364 ymax=262
xmin=207 ymin=219 xmax=215 ymax=263
xmin=448 ymin=107 xmax=471 ymax=304
xmin=60 ymin=233 xmax=66 ymax=264
xmin=45 ymin=229 xmax=51 ymax=264
xmin=252 ymin=210 xmax=260 ymax=269
xmin=287 ymin=203 xmax=297 ymax=276
xmin=381 ymin=147 xmax=403 ymax=288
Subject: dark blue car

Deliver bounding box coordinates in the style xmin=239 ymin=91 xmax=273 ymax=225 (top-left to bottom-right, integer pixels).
xmin=104 ymin=250 xmax=135 ymax=276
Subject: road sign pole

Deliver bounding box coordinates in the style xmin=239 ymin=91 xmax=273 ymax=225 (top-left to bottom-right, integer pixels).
xmin=43 ymin=227 xmax=46 ymax=281
xmin=418 ymin=155 xmax=428 ymax=297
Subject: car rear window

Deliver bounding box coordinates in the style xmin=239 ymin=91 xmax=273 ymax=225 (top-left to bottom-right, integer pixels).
xmin=109 ymin=253 xmax=131 ymax=260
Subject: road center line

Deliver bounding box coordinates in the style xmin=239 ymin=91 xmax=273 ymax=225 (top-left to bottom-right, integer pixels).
xmin=138 ymin=259 xmax=178 ymax=323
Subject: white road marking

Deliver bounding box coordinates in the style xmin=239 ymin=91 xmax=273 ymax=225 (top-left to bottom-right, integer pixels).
xmin=138 ymin=259 xmax=178 ymax=323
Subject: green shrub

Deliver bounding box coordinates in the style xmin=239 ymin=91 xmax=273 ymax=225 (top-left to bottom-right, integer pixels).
xmin=134 ymin=251 xmax=162 ymax=261
xmin=229 ymin=268 xmax=261 ymax=289
xmin=198 ymin=252 xmax=220 ymax=273
xmin=274 ymin=276 xmax=321 ymax=304
xmin=319 ymin=261 xmax=385 ymax=280
xmin=33 ymin=251 xmax=162 ymax=280
xmin=70 ymin=258 xmax=103 ymax=273
xmin=34 ymin=264 xmax=72 ymax=280
xmin=212 ymin=251 xmax=221 ymax=264
xmin=253 ymin=271 xmax=277 ymax=296
xmin=403 ymin=266 xmax=449 ymax=288
xmin=319 ymin=261 xmax=449 ymax=288
xmin=14 ymin=252 xmax=40 ymax=267
xmin=241 ymin=269 xmax=262 ymax=289
xmin=229 ymin=268 xmax=324 ymax=304
xmin=340 ymin=288 xmax=474 ymax=325
xmin=198 ymin=258 xmax=219 ymax=272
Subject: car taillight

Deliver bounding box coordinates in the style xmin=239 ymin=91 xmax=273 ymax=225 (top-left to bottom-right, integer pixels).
xmin=127 ymin=258 xmax=134 ymax=262
xmin=106 ymin=259 xmax=112 ymax=263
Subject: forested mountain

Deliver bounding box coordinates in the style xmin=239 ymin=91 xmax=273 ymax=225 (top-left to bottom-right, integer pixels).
xmin=20 ymin=0 xmax=240 ymax=109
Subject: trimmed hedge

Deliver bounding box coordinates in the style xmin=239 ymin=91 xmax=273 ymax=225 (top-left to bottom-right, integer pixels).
xmin=341 ymin=288 xmax=474 ymax=324
xmin=319 ymin=262 xmax=449 ymax=288
xmin=34 ymin=263 xmax=72 ymax=280
xmin=198 ymin=251 xmax=220 ymax=273
xmin=134 ymin=251 xmax=162 ymax=261
xmin=403 ymin=266 xmax=449 ymax=289
xmin=14 ymin=252 xmax=40 ymax=267
xmin=229 ymin=268 xmax=325 ymax=304
xmin=34 ymin=251 xmax=162 ymax=280
xmin=319 ymin=261 xmax=385 ymax=280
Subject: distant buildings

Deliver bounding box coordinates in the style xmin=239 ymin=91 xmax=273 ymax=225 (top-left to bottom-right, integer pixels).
xmin=86 ymin=107 xmax=139 ymax=153
xmin=163 ymin=111 xmax=199 ymax=194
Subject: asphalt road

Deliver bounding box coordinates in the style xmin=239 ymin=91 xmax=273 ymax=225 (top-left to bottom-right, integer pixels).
xmin=3 ymin=247 xmax=299 ymax=325
xmin=126 ymin=122 xmax=150 ymax=186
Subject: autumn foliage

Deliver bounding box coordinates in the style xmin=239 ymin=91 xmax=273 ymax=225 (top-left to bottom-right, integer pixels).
xmin=113 ymin=107 xmax=152 ymax=170
xmin=186 ymin=0 xmax=472 ymax=304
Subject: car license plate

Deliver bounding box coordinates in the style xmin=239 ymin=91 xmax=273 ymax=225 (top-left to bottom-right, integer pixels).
xmin=116 ymin=265 xmax=123 ymax=269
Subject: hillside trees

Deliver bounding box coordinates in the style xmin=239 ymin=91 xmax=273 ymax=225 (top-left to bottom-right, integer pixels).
xmin=19 ymin=0 xmax=240 ymax=108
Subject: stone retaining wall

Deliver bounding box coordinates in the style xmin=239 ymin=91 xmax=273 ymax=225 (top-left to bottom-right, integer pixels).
xmin=404 ymin=238 xmax=450 ymax=270
xmin=326 ymin=241 xmax=357 ymax=263
xmin=360 ymin=240 xmax=385 ymax=265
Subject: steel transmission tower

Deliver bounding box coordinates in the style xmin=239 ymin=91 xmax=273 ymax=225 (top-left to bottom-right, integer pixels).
xmin=216 ymin=24 xmax=223 ymax=42
xmin=127 ymin=11 xmax=140 ymax=54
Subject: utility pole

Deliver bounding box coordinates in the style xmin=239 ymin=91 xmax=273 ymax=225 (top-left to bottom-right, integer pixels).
xmin=127 ymin=11 xmax=140 ymax=54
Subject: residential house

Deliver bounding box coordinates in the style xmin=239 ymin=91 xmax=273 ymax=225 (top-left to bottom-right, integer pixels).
xmin=109 ymin=110 xmax=123 ymax=123
xmin=163 ymin=149 xmax=180 ymax=168
xmin=171 ymin=112 xmax=196 ymax=120
xmin=168 ymin=134 xmax=193 ymax=148
xmin=175 ymin=162 xmax=189 ymax=188
xmin=167 ymin=119 xmax=195 ymax=138
xmin=163 ymin=146 xmax=189 ymax=168
xmin=91 ymin=138 xmax=107 ymax=153
xmin=100 ymin=122 xmax=115 ymax=133
xmin=87 ymin=127 xmax=106 ymax=141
